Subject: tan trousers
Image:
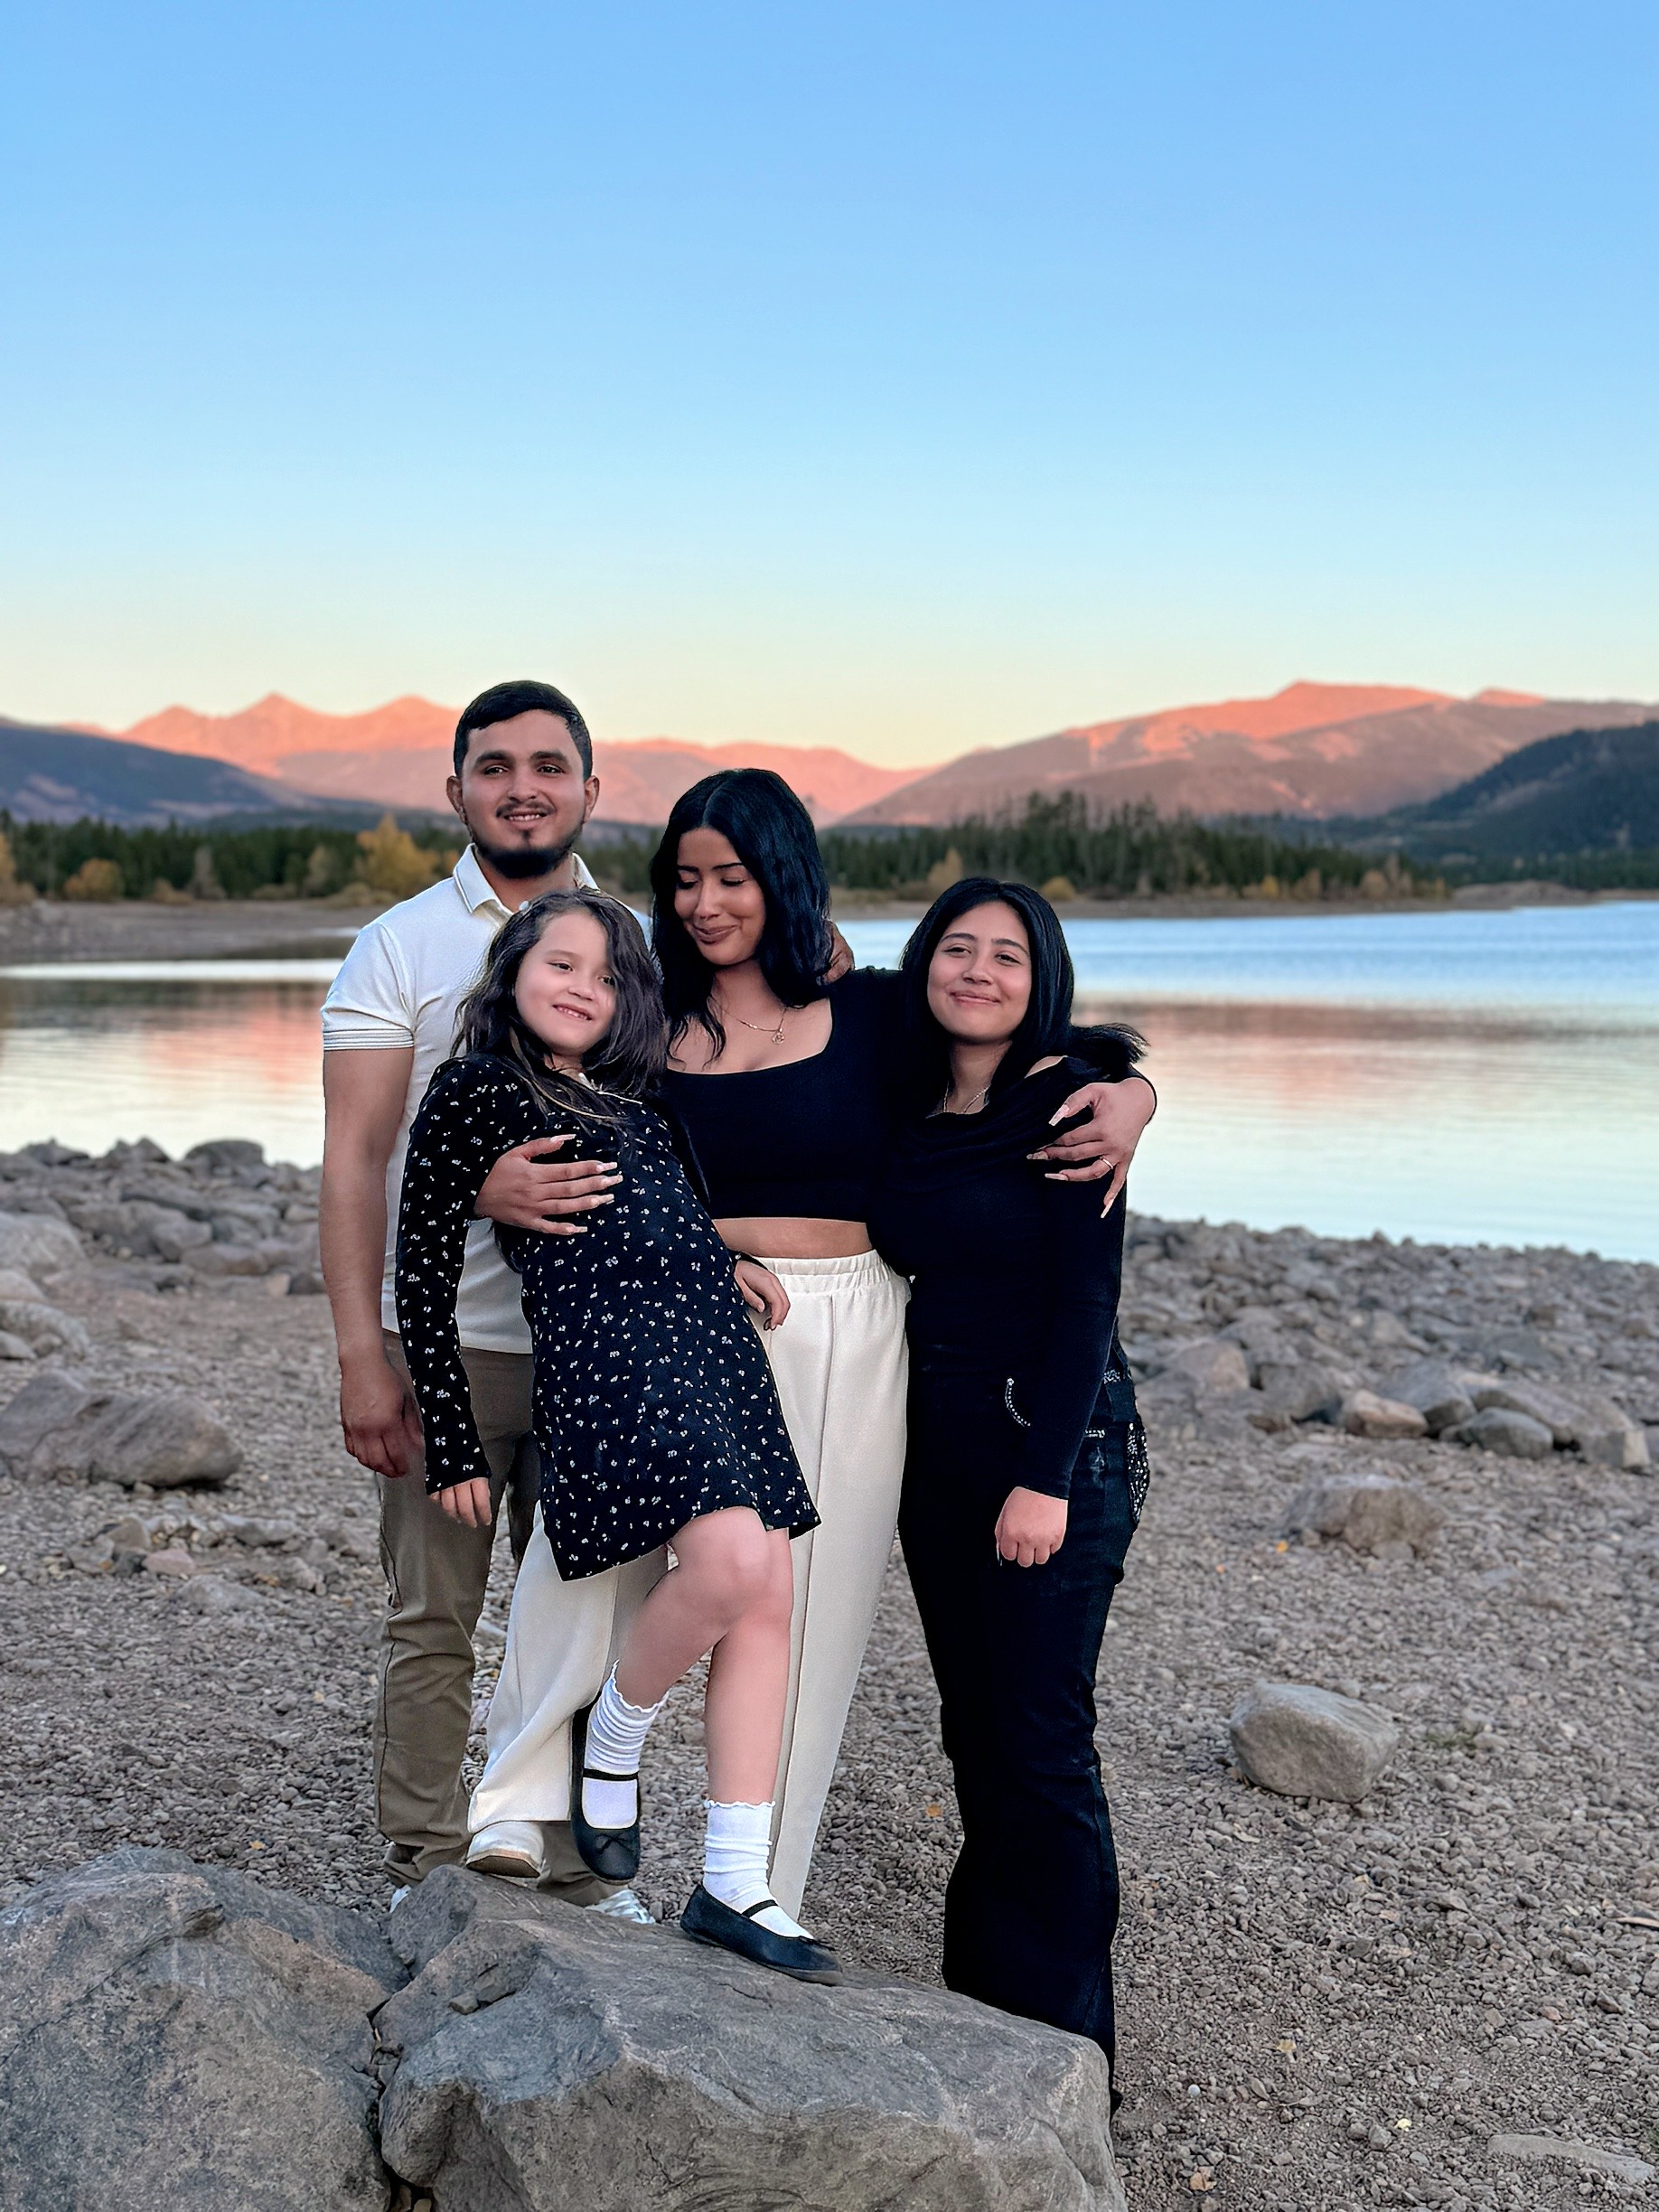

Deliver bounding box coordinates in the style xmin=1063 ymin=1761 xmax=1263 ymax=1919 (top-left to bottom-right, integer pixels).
xmin=466 ymin=1250 xmax=909 ymax=1920
xmin=375 ymin=1333 xmax=634 ymax=1897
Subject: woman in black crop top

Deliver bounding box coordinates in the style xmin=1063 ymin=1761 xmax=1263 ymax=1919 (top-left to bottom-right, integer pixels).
xmin=646 ymin=772 xmax=1156 ymax=1926
xmin=867 ymin=877 xmax=1151 ymax=2089
xmin=476 ymin=768 xmax=1158 ymax=1924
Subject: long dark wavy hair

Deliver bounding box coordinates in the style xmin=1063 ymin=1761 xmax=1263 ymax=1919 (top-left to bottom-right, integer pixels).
xmin=898 ymin=876 xmax=1143 ymax=1114
xmin=453 ymin=888 xmax=666 ymax=1129
xmin=648 ymin=769 xmax=834 ymax=1058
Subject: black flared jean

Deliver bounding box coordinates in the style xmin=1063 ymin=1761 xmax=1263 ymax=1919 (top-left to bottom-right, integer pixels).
xmin=899 ymin=1359 xmax=1139 ymax=2068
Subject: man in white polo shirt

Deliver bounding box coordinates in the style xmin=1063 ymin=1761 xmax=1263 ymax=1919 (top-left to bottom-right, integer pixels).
xmin=319 ymin=679 xmax=641 ymax=1910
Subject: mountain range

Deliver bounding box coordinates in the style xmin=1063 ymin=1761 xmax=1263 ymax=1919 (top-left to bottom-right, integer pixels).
xmin=9 ymin=680 xmax=1655 ymax=832
xmin=834 ymin=684 xmax=1659 ymax=827
xmin=110 ymin=696 xmax=914 ymax=825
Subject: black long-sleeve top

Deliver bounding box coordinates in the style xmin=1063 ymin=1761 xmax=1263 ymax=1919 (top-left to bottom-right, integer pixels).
xmin=867 ymin=1057 xmax=1129 ymax=1500
xmin=394 ymin=1054 xmax=813 ymax=1579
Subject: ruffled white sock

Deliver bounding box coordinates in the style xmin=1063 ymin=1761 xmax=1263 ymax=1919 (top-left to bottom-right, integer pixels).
xmin=581 ymin=1670 xmax=663 ymax=1830
xmin=702 ymin=1799 xmax=811 ymax=1940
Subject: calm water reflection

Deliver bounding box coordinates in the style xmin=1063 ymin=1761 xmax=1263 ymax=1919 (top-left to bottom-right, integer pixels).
xmin=1 ymin=904 xmax=1654 ymax=1259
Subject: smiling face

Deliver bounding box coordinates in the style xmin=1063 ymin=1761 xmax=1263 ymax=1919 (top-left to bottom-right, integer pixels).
xmin=671 ymin=827 xmax=767 ymax=970
xmin=447 ymin=708 xmax=599 ymax=880
xmin=925 ymin=900 xmax=1034 ymax=1046
xmin=513 ymin=909 xmax=617 ymax=1071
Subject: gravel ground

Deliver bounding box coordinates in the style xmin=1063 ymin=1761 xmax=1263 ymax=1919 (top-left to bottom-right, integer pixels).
xmin=1 ymin=1147 xmax=1655 ymax=2209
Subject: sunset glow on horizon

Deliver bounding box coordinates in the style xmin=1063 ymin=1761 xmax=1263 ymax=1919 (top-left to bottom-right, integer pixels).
xmin=3 ymin=4 xmax=1654 ymax=766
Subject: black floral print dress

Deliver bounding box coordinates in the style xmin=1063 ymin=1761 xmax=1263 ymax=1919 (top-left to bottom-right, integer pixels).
xmin=395 ymin=1054 xmax=816 ymax=1580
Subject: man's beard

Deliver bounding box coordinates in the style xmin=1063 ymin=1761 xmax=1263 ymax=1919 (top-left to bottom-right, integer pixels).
xmin=467 ymin=814 xmax=582 ymax=880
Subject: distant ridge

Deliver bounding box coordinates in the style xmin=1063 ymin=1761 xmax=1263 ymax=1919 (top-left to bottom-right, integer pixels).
xmin=1346 ymin=720 xmax=1659 ymax=866
xmin=111 ymin=695 xmax=913 ymax=825
xmin=0 ymin=719 xmax=381 ymax=828
xmin=838 ymin=683 xmax=1659 ymax=826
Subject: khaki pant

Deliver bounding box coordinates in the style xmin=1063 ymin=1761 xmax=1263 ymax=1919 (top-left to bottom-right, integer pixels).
xmin=466 ymin=1250 xmax=908 ymax=1921
xmin=376 ymin=1334 xmax=625 ymax=1896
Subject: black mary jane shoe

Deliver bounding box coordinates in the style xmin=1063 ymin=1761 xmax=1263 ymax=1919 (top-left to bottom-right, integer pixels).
xmin=680 ymin=1883 xmax=843 ymax=1985
xmin=569 ymin=1698 xmax=642 ymax=1883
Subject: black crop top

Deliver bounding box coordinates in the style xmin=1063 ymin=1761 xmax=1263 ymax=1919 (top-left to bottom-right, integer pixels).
xmin=659 ymin=968 xmax=904 ymax=1223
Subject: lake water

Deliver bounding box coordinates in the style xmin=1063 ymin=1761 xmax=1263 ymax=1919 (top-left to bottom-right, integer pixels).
xmin=2 ymin=903 xmax=1654 ymax=1260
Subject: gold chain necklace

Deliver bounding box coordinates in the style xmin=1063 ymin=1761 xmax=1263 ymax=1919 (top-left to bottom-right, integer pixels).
xmin=726 ymin=1001 xmax=790 ymax=1045
xmin=933 ymin=1083 xmax=990 ymax=1117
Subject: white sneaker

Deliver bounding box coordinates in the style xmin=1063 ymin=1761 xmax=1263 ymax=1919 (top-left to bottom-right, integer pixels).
xmin=464 ymin=1821 xmax=547 ymax=1879
xmin=388 ymin=1884 xmax=411 ymax=1913
xmin=589 ymin=1886 xmax=655 ymax=1924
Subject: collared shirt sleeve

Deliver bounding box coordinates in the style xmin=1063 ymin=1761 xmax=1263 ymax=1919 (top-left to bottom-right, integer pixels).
xmin=320 ymin=919 xmax=417 ymax=1051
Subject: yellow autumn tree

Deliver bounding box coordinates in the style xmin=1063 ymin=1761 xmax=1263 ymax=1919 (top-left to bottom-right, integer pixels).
xmin=923 ymin=847 xmax=965 ymax=897
xmin=62 ymin=857 xmax=123 ymax=901
xmin=354 ymin=816 xmax=445 ymax=901
xmin=0 ymin=830 xmax=36 ymax=905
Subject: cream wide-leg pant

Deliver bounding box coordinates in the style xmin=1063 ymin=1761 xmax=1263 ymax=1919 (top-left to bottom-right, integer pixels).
xmin=468 ymin=1249 xmax=908 ymax=1920
xmin=755 ymin=1250 xmax=909 ymax=1917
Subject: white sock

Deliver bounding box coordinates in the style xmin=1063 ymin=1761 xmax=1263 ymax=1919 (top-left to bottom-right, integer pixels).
xmin=702 ymin=1799 xmax=811 ymax=1940
xmin=581 ymin=1670 xmax=662 ymax=1830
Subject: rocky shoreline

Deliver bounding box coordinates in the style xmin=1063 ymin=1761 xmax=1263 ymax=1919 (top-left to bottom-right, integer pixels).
xmin=0 ymin=1137 xmax=1655 ymax=2207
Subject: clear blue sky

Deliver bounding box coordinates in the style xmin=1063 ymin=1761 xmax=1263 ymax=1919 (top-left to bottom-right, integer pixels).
xmin=3 ymin=2 xmax=1654 ymax=764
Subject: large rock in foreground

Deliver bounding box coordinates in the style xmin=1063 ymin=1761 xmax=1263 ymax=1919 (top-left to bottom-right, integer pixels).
xmin=0 ymin=1849 xmax=399 ymax=2211
xmin=0 ymin=1854 xmax=1124 ymax=2212
xmin=1230 ymin=1681 xmax=1401 ymax=1804
xmin=378 ymin=1868 xmax=1125 ymax=2212
xmin=0 ymin=1371 xmax=240 ymax=1487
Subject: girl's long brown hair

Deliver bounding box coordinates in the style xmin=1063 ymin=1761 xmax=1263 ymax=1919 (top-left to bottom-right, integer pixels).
xmin=453 ymin=889 xmax=666 ymax=1129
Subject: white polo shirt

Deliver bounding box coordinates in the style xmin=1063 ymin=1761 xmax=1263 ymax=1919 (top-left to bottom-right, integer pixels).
xmin=320 ymin=843 xmax=597 ymax=1354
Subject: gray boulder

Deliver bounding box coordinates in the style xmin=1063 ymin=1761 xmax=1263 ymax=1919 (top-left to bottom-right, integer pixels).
xmin=0 ymin=1372 xmax=240 ymax=1487
xmin=1284 ymin=1472 xmax=1444 ymax=1557
xmin=1442 ymin=1406 xmax=1554 ymax=1460
xmin=1467 ymin=1378 xmax=1580 ymax=1445
xmin=0 ymin=1298 xmax=90 ymax=1357
xmin=1382 ymin=1358 xmax=1476 ymax=1434
xmin=1561 ymin=1390 xmax=1650 ymax=1470
xmin=1230 ymin=1681 xmax=1400 ymax=1803
xmin=184 ymin=1139 xmax=267 ymax=1171
xmin=0 ymin=1213 xmax=85 ymax=1284
xmin=145 ymin=1207 xmax=213 ymax=1261
xmin=0 ymin=1848 xmax=399 ymax=2212
xmin=1166 ymin=1337 xmax=1251 ymax=1392
xmin=1252 ymin=1358 xmax=1342 ymax=1426
xmin=1339 ymin=1389 xmax=1429 ymax=1440
xmin=378 ymin=1869 xmax=1126 ymax=2212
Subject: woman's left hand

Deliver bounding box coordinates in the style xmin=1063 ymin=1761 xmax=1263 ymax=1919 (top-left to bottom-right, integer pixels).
xmin=735 ymin=1259 xmax=791 ymax=1330
xmin=1031 ymin=1073 xmax=1158 ymax=1212
xmin=994 ymin=1486 xmax=1068 ymax=1567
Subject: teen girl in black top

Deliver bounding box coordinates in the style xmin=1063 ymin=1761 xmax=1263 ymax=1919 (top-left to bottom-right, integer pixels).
xmin=868 ymin=878 xmax=1150 ymax=2085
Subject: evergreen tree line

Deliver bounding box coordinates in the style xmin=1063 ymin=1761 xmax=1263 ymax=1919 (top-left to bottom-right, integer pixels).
xmin=0 ymin=814 xmax=461 ymax=904
xmin=2 ymin=792 xmax=1652 ymax=907
xmin=589 ymin=796 xmax=1453 ymax=903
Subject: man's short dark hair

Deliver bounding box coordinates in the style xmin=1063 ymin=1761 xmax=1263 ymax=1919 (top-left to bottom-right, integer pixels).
xmin=453 ymin=680 xmax=593 ymax=779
